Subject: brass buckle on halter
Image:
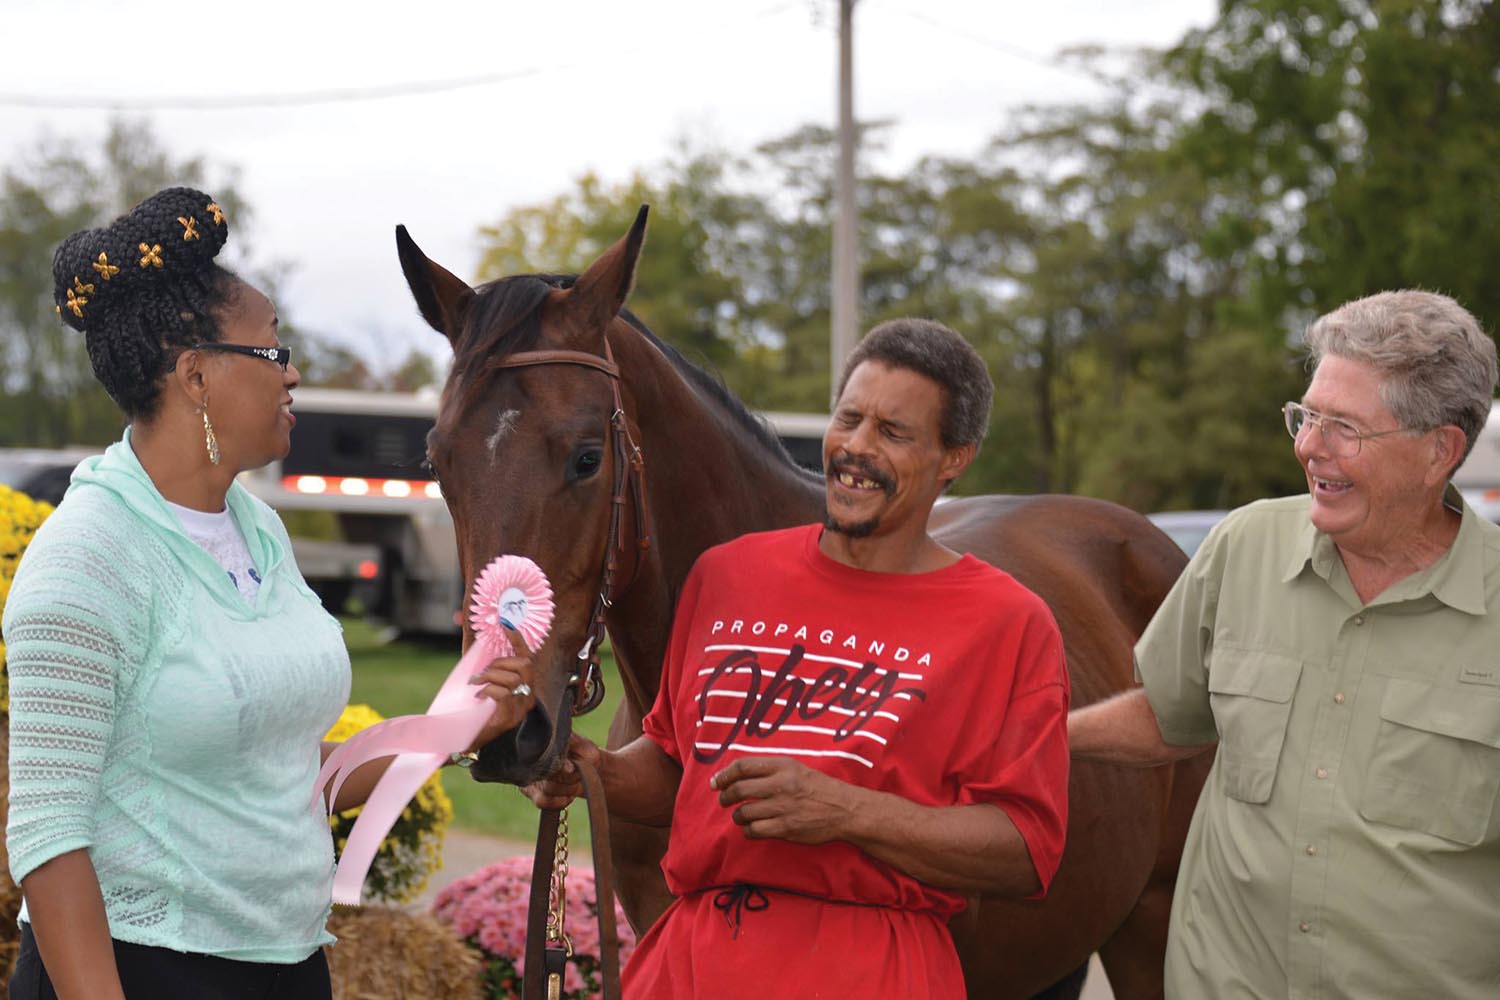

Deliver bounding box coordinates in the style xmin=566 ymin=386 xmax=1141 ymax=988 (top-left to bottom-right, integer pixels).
xmin=577 ymin=671 xmax=605 ymax=714
xmin=571 ymin=636 xmax=607 ymax=716
xmin=572 ymin=658 xmax=606 ymax=715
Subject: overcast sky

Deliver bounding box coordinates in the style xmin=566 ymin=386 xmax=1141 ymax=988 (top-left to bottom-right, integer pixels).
xmin=2 ymin=0 xmax=1215 ymax=370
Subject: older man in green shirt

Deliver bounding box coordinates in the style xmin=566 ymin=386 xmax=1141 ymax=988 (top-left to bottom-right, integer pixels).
xmin=1071 ymin=290 xmax=1500 ymax=999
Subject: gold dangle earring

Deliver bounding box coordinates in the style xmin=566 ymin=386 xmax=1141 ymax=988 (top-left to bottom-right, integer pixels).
xmin=201 ymin=406 xmax=221 ymax=466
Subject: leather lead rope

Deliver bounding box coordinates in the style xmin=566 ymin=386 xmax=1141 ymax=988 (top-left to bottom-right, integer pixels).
xmin=522 ymin=707 xmax=622 ymax=1000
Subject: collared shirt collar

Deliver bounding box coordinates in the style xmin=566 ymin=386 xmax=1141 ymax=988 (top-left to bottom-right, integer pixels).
xmin=1281 ymin=484 xmax=1487 ymax=616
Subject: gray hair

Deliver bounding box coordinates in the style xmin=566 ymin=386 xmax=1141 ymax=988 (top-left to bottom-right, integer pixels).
xmin=1304 ymin=290 xmax=1498 ymax=463
xmin=837 ymin=318 xmax=994 ymax=450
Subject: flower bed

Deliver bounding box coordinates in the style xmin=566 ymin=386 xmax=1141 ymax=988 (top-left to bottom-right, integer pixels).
xmin=0 ymin=484 xmax=53 ymax=984
xmin=0 ymin=484 xmax=55 ymax=713
xmin=432 ymin=854 xmax=638 ymax=1000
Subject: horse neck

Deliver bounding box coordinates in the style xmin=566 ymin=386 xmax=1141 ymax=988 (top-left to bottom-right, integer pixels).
xmin=604 ymin=326 xmax=825 ymax=714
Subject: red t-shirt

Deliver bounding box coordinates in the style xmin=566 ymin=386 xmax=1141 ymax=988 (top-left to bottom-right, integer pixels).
xmin=629 ymin=524 xmax=1070 ymax=999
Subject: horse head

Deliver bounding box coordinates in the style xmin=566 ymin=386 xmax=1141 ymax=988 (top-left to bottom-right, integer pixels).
xmin=395 ymin=206 xmax=651 ymax=784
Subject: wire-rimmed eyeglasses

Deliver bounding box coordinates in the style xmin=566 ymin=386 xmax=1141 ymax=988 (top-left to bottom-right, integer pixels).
xmin=1282 ymin=401 xmax=1414 ymax=458
xmin=193 ymin=342 xmax=292 ymax=372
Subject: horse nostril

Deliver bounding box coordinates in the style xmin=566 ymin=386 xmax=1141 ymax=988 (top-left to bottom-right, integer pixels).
xmin=514 ymin=703 xmax=554 ymax=763
xmin=469 ymin=701 xmax=558 ymax=785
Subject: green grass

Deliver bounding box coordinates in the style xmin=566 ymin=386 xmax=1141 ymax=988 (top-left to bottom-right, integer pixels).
xmin=341 ymin=617 xmax=624 ymax=841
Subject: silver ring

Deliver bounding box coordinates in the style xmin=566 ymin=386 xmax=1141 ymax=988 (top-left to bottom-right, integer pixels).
xmin=514 ymin=683 xmax=532 ymax=697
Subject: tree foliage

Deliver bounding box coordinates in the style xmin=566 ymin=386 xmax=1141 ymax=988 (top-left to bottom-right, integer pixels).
xmin=0 ymin=121 xmax=431 ymax=446
xmin=473 ymin=0 xmax=1499 ymax=511
xmin=9 ymin=3 xmax=1494 ymax=513
xmin=0 ymin=121 xmax=256 ymax=446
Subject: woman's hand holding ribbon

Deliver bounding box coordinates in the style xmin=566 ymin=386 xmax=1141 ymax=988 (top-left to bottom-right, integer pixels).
xmin=465 ymin=623 xmax=537 ymax=752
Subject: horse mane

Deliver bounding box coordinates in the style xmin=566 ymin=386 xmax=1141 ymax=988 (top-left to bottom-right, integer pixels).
xmin=454 ymin=273 xmax=805 ymax=471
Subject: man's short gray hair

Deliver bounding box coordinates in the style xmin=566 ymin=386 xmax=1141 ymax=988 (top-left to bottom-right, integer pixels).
xmin=1304 ymin=290 xmax=1498 ymax=463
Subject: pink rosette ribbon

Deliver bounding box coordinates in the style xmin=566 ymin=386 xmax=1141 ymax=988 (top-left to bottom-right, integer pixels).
xmin=312 ymin=554 xmax=554 ymax=905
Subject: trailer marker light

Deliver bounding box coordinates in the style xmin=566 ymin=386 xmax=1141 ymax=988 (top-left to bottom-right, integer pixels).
xmin=357 ymin=559 xmax=380 ymax=580
xmin=280 ymin=475 xmax=439 ymax=499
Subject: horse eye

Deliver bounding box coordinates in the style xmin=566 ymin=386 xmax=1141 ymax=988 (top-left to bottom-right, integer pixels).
xmin=570 ymin=447 xmax=604 ymax=482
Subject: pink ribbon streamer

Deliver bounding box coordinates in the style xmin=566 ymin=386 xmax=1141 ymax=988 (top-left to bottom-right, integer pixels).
xmin=313 ymin=640 xmax=499 ymax=905
xmin=314 ymin=554 xmax=553 ymax=906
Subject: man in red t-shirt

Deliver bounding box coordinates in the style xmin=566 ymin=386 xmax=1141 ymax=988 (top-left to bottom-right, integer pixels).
xmin=526 ymin=318 xmax=1070 ymax=998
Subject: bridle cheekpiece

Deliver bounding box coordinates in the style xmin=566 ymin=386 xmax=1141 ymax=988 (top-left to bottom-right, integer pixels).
xmin=489 ymin=338 xmax=650 ymax=716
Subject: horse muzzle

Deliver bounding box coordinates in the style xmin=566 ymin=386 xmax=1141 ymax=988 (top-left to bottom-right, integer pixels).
xmin=469 ymin=696 xmax=562 ymax=785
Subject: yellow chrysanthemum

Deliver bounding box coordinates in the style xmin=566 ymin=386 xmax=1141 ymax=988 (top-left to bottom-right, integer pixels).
xmin=0 ymin=485 xmax=55 ymax=714
xmin=324 ymin=703 xmax=453 ymax=904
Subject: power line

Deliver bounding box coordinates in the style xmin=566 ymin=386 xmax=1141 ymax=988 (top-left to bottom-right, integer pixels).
xmin=884 ymin=4 xmax=1185 ymax=98
xmin=0 ymin=1 xmax=803 ymax=112
xmin=887 ymin=6 xmax=1066 ymax=72
xmin=0 ymin=68 xmax=551 ymax=111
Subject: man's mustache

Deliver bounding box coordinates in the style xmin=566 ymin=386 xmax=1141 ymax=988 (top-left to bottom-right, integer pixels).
xmin=826 ymin=454 xmax=896 ymax=496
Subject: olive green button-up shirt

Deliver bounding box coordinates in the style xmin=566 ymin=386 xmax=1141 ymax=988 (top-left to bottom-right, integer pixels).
xmin=1138 ymin=491 xmax=1500 ymax=1000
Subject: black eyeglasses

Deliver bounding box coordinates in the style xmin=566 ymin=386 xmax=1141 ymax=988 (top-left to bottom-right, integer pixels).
xmin=193 ymin=342 xmax=292 ymax=371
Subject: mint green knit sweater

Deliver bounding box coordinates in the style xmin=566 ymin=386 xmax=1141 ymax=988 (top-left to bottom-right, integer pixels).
xmin=3 ymin=431 xmax=350 ymax=962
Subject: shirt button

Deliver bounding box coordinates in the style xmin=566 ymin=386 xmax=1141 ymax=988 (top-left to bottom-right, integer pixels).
xmin=1354 ymin=615 xmax=1366 ymax=626
xmin=1306 ymin=844 xmax=1318 ymax=856
xmin=1315 ymin=767 xmax=1329 ymax=779
xmin=1333 ymin=692 xmax=1346 ymax=704
xmin=1299 ymin=922 xmax=1311 ymax=933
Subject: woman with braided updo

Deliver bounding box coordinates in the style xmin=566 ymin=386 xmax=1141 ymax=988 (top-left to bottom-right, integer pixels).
xmin=2 ymin=188 xmax=535 ymax=1000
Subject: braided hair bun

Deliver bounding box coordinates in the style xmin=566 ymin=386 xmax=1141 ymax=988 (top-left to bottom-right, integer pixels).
xmin=51 ymin=186 xmax=241 ymax=419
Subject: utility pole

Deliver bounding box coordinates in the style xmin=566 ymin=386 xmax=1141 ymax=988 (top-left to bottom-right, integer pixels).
xmin=830 ymin=0 xmax=859 ymax=405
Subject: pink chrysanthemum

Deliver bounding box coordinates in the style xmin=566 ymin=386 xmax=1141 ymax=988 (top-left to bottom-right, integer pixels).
xmin=432 ymin=855 xmax=637 ymax=1000
xmin=469 ymin=556 xmax=555 ymax=657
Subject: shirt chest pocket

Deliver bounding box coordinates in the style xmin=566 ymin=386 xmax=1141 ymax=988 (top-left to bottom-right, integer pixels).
xmin=1207 ymin=649 xmax=1302 ymax=804
xmin=1358 ymin=679 xmax=1500 ymax=846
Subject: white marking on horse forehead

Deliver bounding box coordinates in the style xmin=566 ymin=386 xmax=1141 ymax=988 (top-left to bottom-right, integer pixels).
xmin=486 ymin=409 xmax=522 ymax=456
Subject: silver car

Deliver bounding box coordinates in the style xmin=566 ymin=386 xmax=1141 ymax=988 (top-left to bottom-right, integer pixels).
xmin=1147 ymin=510 xmax=1229 ymax=557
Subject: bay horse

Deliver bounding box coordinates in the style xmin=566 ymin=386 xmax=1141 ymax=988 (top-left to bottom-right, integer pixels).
xmin=397 ymin=207 xmax=1211 ymax=1000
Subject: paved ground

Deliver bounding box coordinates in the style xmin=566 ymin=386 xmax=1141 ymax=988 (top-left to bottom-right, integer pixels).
xmin=414 ymin=828 xmax=535 ymax=907
xmin=420 ymin=830 xmax=1117 ymax=999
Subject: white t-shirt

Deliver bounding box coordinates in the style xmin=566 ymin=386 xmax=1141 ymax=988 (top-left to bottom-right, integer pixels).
xmin=167 ymin=500 xmax=262 ymax=603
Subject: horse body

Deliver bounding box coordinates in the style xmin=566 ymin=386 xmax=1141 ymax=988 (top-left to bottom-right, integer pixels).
xmin=398 ymin=209 xmax=1209 ymax=1000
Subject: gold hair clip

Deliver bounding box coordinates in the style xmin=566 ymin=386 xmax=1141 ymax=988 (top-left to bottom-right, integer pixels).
xmin=65 ymin=286 xmax=88 ymax=318
xmin=206 ymin=202 xmax=225 ymax=226
xmin=73 ymin=276 xmax=95 ymax=296
xmin=139 ymin=243 xmax=164 ymax=269
xmin=178 ymin=215 xmax=200 ymax=242
xmin=92 ymin=252 xmax=120 ymax=281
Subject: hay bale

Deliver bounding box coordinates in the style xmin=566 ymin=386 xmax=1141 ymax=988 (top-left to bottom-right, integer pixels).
xmin=326 ymin=905 xmax=485 ymax=1000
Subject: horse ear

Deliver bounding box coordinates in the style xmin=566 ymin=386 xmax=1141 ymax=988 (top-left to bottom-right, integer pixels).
xmin=396 ymin=224 xmax=475 ymax=345
xmin=564 ymin=204 xmax=649 ymax=344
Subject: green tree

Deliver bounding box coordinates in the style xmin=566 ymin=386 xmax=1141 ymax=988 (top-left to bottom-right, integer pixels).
xmin=1165 ymin=0 xmax=1500 ymax=330
xmin=465 ymin=1 xmax=1500 ymax=512
xmin=474 ymin=157 xmax=765 ymax=400
xmin=0 ymin=120 xmax=253 ymax=446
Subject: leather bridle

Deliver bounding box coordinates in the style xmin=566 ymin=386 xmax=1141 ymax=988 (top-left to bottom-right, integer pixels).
xmin=491 ymin=339 xmax=645 ymax=1000
xmin=490 ymin=338 xmax=651 ymax=716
